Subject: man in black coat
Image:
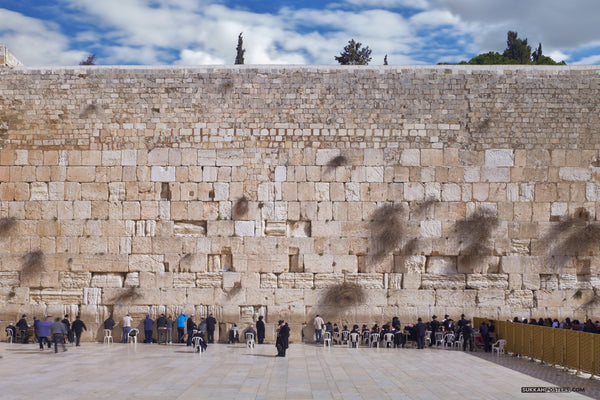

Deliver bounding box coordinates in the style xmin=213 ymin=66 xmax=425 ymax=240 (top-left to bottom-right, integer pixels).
xmin=429 ymin=315 xmax=440 ymax=347
xmin=276 ymin=320 xmax=290 ymax=357
xmin=16 ymin=315 xmax=29 ymax=343
xmin=186 ymin=315 xmax=196 ymax=346
xmin=256 ymin=316 xmax=265 ymax=344
xmin=462 ymin=320 xmax=474 ymax=351
xmin=104 ymin=314 xmax=115 ymax=331
xmin=206 ymin=313 xmax=217 ymax=343
xmin=415 ymin=318 xmax=427 ymax=349
xmin=62 ymin=315 xmax=73 ymax=344
xmin=71 ymin=315 xmax=87 ymax=346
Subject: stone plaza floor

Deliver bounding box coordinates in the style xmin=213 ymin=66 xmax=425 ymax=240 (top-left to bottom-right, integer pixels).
xmin=1 ymin=341 xmax=599 ymax=400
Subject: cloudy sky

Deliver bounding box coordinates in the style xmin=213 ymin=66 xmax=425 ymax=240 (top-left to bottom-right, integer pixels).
xmin=1 ymin=0 xmax=599 ymax=66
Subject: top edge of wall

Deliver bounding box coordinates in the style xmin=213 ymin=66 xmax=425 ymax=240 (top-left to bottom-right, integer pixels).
xmin=8 ymin=64 xmax=600 ymax=73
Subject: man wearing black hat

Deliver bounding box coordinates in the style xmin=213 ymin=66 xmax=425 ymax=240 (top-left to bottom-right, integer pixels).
xmin=429 ymin=315 xmax=440 ymax=347
xmin=462 ymin=320 xmax=474 ymax=351
xmin=276 ymin=320 xmax=290 ymax=357
xmin=415 ymin=318 xmax=426 ymax=349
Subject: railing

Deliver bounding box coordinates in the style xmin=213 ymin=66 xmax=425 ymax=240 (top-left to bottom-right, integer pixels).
xmin=474 ymin=318 xmax=600 ymax=377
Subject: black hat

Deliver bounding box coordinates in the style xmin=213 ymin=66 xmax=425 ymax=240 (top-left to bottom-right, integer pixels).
xmin=418 ymin=318 xmax=422 ymax=322
xmin=432 ymin=315 xmax=437 ymax=319
xmin=278 ymin=320 xmax=284 ymax=325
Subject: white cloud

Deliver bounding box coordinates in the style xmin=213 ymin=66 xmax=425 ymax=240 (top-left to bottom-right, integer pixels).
xmin=342 ymin=0 xmax=429 ymax=9
xmin=0 ymin=9 xmax=85 ymax=66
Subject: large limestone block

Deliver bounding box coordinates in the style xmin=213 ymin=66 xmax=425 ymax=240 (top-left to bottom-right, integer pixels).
xmin=90 ymin=274 xmax=123 ymax=288
xmin=71 ymin=254 xmax=129 ymax=273
xmin=466 ymin=274 xmax=508 ymax=290
xmin=485 ymin=149 xmax=514 ymax=167
xmin=314 ymin=273 xmax=344 ymax=288
xmin=245 ymin=288 xmax=276 ymax=305
xmin=304 ymin=254 xmax=334 ymax=273
xmin=179 ymin=253 xmax=207 ymax=273
xmin=435 ymin=289 xmax=477 ymax=307
xmin=457 ymin=256 xmax=500 ymax=274
xmin=29 ymin=288 xmax=83 ymax=304
xmin=402 ymin=273 xmax=421 ymax=289
xmin=387 ymin=289 xmax=435 ymax=307
xmin=506 ymin=290 xmax=534 ymax=308
xmin=246 ymin=254 xmax=287 ymax=273
xmin=222 ymin=272 xmax=241 ymax=289
xmin=260 ymin=273 xmax=277 ymax=289
xmin=278 ymin=273 xmax=314 ymax=289
xmin=332 ymin=255 xmax=358 ymax=274
xmin=420 ymin=274 xmax=465 ymax=289
xmin=500 ymin=256 xmax=549 ymax=274
xmin=185 ymin=288 xmax=215 ymax=304
xmin=214 ymin=287 xmax=245 ymax=306
xmin=559 ymin=167 xmax=591 ymax=181
xmin=241 ymin=272 xmax=260 ymax=289
xmin=128 ymin=254 xmax=164 ymax=273
xmin=558 ymin=274 xmax=593 ymax=290
xmin=476 ymin=289 xmax=506 ymax=307
xmin=522 ymin=273 xmax=541 ymax=290
xmin=0 ymin=272 xmax=19 ymax=287
xmin=196 ymin=273 xmax=223 ymax=288
xmin=206 ymin=221 xmax=234 ymax=237
xmin=216 ymin=149 xmax=243 ymax=166
xmin=275 ymin=289 xmax=305 ymax=304
xmin=426 ymin=257 xmax=457 ymax=274
xmin=394 ymin=255 xmax=426 ymax=273
xmin=59 ymin=272 xmax=92 ymax=289
xmin=311 ymin=221 xmax=341 ymax=237
xmin=173 ymin=272 xmax=197 ymax=288
xmin=345 ymin=273 xmax=384 ymax=289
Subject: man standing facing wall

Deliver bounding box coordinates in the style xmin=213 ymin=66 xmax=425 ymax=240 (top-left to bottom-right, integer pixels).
xmin=121 ymin=313 xmax=133 ymax=343
xmin=206 ymin=313 xmax=217 ymax=344
xmin=313 ymin=314 xmax=324 ymax=344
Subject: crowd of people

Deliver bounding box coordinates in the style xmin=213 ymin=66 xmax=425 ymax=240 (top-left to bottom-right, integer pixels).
xmin=313 ymin=314 xmax=496 ymax=352
xmin=512 ymin=317 xmax=600 ymax=333
xmin=4 ymin=313 xmax=87 ymax=352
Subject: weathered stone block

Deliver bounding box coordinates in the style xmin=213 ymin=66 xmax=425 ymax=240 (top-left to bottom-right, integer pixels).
xmin=173 ymin=272 xmax=196 ymax=288
xmin=435 ymin=289 xmax=477 ymax=307
xmin=387 ymin=289 xmax=435 ymax=307
xmin=421 ymin=274 xmax=465 ymax=289
xmin=394 ymin=256 xmax=426 ymax=273
xmin=506 ymin=290 xmax=534 ymax=308
xmin=426 ymin=257 xmax=457 ymax=274
xmin=314 ymin=273 xmax=343 ymax=288
xmin=304 ymin=254 xmax=334 ymax=273
xmin=196 ymin=273 xmax=223 ymax=288
xmin=485 ymin=149 xmax=514 ymax=167
xmin=402 ymin=273 xmax=421 ymax=289
xmin=128 ymin=254 xmax=164 ymax=273
xmin=345 ymin=273 xmax=384 ymax=289
xmin=59 ymin=272 xmax=92 ymax=289
xmin=466 ymin=274 xmax=508 ymax=289
xmin=476 ymin=289 xmax=505 ymax=307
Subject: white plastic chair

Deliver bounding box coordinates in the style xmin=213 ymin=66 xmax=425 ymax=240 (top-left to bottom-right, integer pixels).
xmin=492 ymin=339 xmax=506 ymax=356
xmin=453 ymin=334 xmax=464 ymax=350
xmin=103 ymin=329 xmax=113 ymax=344
xmin=5 ymin=327 xmax=13 ymax=344
xmin=424 ymin=330 xmax=432 ymax=347
xmin=323 ymin=331 xmax=332 ymax=347
xmin=349 ymin=332 xmax=360 ymax=348
xmin=128 ymin=328 xmax=139 ymax=344
xmin=369 ymin=333 xmax=380 ymax=348
xmin=246 ymin=332 xmax=255 ymax=348
xmin=443 ymin=333 xmax=454 ymax=349
xmin=383 ymin=333 xmax=394 ymax=348
xmin=332 ymin=332 xmax=341 ymax=345
xmin=192 ymin=336 xmax=205 ymax=352
xmin=340 ymin=331 xmax=350 ymax=346
xmin=434 ymin=331 xmax=444 ymax=347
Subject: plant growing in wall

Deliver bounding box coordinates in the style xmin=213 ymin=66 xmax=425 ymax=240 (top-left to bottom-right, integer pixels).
xmin=20 ymin=249 xmax=45 ymax=280
xmin=321 ymin=282 xmax=366 ymax=309
xmin=113 ymin=287 xmax=142 ymax=305
xmin=232 ymin=195 xmax=249 ymax=219
xmin=326 ymin=155 xmax=348 ymax=172
xmin=0 ymin=216 xmax=16 ymax=235
xmin=368 ymin=203 xmax=405 ymax=263
xmin=454 ymin=208 xmax=499 ymax=257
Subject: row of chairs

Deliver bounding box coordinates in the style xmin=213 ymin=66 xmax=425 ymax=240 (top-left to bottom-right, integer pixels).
xmin=323 ymin=331 xmax=395 ymax=348
xmin=103 ymin=328 xmax=138 ymax=344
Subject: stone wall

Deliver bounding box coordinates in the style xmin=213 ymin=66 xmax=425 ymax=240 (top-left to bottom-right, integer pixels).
xmin=0 ymin=65 xmax=600 ymax=342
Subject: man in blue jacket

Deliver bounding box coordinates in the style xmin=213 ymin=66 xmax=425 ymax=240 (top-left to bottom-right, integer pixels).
xmin=177 ymin=313 xmax=188 ymax=343
xmin=143 ymin=315 xmax=154 ymax=343
xmin=37 ymin=316 xmax=53 ymax=350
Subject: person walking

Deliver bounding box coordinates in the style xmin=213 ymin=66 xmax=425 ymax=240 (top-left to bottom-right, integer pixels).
xmin=62 ymin=314 xmax=73 ymax=344
xmin=313 ymin=314 xmax=324 ymax=344
xmin=256 ymin=316 xmax=265 ymax=344
xmin=121 ymin=313 xmax=133 ymax=343
xmin=37 ymin=316 xmax=53 ymax=351
xmin=206 ymin=313 xmax=217 ymax=344
xmin=71 ymin=315 xmax=87 ymax=346
xmin=276 ymin=320 xmax=290 ymax=357
xmin=143 ymin=314 xmax=154 ymax=343
xmin=50 ymin=317 xmax=68 ymax=353
xmin=177 ymin=313 xmax=187 ymax=343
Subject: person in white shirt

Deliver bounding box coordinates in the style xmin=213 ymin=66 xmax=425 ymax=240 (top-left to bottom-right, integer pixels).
xmin=313 ymin=315 xmax=325 ymax=343
xmin=121 ymin=313 xmax=133 ymax=343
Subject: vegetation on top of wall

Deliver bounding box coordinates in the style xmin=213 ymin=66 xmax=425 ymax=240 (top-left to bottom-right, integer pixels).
xmin=368 ymin=203 xmax=405 ymax=263
xmin=232 ymin=195 xmax=249 ymax=219
xmin=0 ymin=216 xmax=16 ymax=235
xmin=20 ymin=249 xmax=45 ymax=278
